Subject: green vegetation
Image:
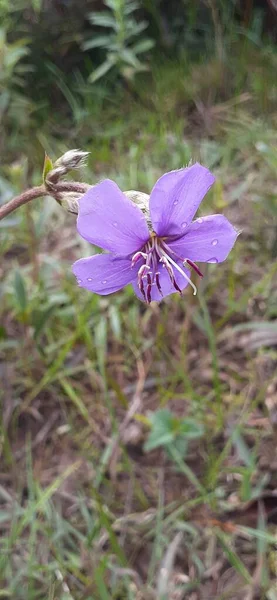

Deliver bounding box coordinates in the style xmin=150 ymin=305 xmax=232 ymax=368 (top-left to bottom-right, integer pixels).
xmin=1 ymin=1 xmax=277 ymax=598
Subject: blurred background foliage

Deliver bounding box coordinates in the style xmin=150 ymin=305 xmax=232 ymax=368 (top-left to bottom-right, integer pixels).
xmin=1 ymin=0 xmax=276 ymax=151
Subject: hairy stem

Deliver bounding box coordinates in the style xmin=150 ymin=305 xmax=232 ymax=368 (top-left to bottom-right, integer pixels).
xmin=0 ymin=185 xmax=45 ymax=220
xmin=0 ymin=182 xmax=90 ymax=220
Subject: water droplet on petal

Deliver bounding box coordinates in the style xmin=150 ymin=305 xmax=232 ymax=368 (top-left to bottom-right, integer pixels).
xmin=77 ymin=278 xmax=82 ymax=284
xmin=212 ymin=239 xmax=218 ymax=246
xmin=113 ymin=221 xmax=118 ymax=227
xmin=209 ymin=257 xmax=218 ymax=264
xmin=181 ymin=221 xmax=188 ymax=228
xmin=102 ymin=280 xmax=107 ymax=284
xmin=197 ymin=218 xmax=203 ymax=224
xmin=173 ymin=200 xmax=178 ymax=206
xmin=87 ymin=278 xmax=92 ymax=282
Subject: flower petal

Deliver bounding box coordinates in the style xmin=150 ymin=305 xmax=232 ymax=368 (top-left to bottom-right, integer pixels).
xmin=72 ymin=253 xmax=137 ymax=295
xmin=168 ymin=215 xmax=238 ymax=263
xmin=133 ymin=261 xmax=191 ymax=302
xmin=149 ymin=163 xmax=215 ymax=236
xmin=77 ymin=180 xmax=149 ymax=253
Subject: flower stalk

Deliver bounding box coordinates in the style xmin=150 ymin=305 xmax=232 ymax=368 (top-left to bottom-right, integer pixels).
xmin=0 ymin=181 xmax=90 ymax=220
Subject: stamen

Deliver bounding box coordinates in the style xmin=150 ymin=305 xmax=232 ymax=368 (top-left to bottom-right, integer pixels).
xmin=155 ymin=272 xmax=163 ymax=296
xmin=131 ymin=251 xmax=147 ymax=267
xmin=139 ymin=278 xmax=146 ymax=301
xmin=146 ymin=273 xmax=152 ymax=303
xmin=159 ymin=257 xmax=182 ymax=295
xmin=172 ymin=279 xmax=182 ymax=294
xmin=159 ymin=257 xmax=174 ymax=280
xmin=138 ymin=264 xmax=150 ymax=278
xmin=137 ymin=264 xmax=150 ymax=301
xmin=184 ymin=258 xmax=203 ymax=278
xmin=161 ymin=241 xmax=203 ymax=279
xmin=159 ymin=249 xmax=197 ymax=295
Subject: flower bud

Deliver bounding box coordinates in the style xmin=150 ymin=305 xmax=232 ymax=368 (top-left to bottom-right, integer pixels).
xmin=55 ymin=149 xmax=90 ymax=171
xmin=60 ymin=193 xmax=81 ymax=215
xmin=45 ymin=149 xmax=90 ymax=188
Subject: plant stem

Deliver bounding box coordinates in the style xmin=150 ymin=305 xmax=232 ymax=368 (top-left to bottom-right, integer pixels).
xmin=0 ymin=185 xmax=45 ymax=220
xmin=0 ymin=182 xmax=90 ymax=220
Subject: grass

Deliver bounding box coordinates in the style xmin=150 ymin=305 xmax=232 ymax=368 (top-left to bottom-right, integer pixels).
xmin=1 ymin=40 xmax=277 ymax=599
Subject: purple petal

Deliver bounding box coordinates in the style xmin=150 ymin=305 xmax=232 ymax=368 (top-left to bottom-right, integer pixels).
xmin=168 ymin=215 xmax=238 ymax=263
xmin=133 ymin=261 xmax=191 ymax=302
xmin=77 ymin=180 xmax=149 ymax=254
xmin=72 ymin=253 xmax=137 ymax=295
xmin=149 ymin=163 xmax=215 ymax=237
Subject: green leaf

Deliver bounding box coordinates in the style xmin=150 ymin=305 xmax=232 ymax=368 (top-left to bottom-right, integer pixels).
xmin=121 ymin=48 xmax=141 ymax=68
xmin=88 ymin=59 xmax=114 ymax=83
xmin=232 ymin=430 xmax=254 ymax=468
xmin=166 ymin=436 xmax=188 ymax=458
xmin=216 ymin=531 xmax=252 ymax=584
xmin=42 ymin=152 xmax=53 ymax=182
xmin=59 ymin=378 xmax=90 ymax=422
xmin=82 ymin=35 xmax=112 ymax=51
xmin=144 ymin=429 xmax=174 ymax=452
xmin=88 ymin=12 xmax=117 ymax=29
xmin=238 ymin=526 xmax=277 ymax=546
xmin=144 ymin=409 xmax=175 ymax=452
xmin=32 ymin=305 xmax=56 ymax=340
xmin=125 ymin=20 xmax=148 ymax=37
xmin=123 ymin=0 xmax=140 ymax=15
xmin=144 ymin=410 xmax=204 ymax=452
xmin=132 ymin=38 xmax=155 ymax=54
xmin=14 ymin=271 xmax=27 ymax=313
xmin=178 ymin=418 xmax=204 ymax=439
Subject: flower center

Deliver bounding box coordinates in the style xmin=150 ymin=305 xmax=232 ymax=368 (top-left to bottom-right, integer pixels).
xmin=131 ymin=234 xmax=202 ymax=303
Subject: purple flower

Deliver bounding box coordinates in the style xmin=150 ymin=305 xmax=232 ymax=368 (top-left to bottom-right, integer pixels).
xmin=72 ymin=163 xmax=238 ymax=303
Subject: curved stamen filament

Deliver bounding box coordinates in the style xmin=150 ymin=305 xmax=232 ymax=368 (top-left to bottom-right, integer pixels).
xmin=161 ymin=241 xmax=203 ymax=278
xmin=157 ymin=242 xmax=197 ymax=296
xmin=159 ymin=256 xmax=182 ymax=293
xmin=131 ymin=251 xmax=147 ymax=267
xmin=137 ymin=264 xmax=151 ymax=301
